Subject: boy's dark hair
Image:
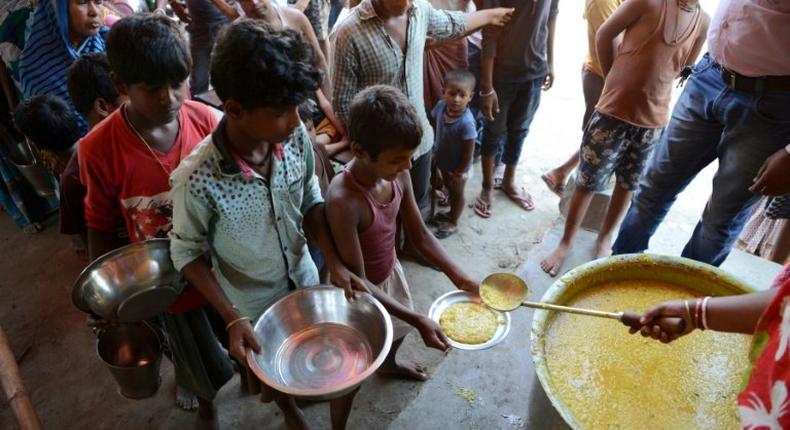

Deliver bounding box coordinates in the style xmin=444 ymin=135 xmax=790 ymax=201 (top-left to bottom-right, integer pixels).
xmin=443 ymin=69 xmax=476 ymax=90
xmin=106 ymin=14 xmax=191 ymax=86
xmin=210 ymin=20 xmax=321 ymax=110
xmin=14 ymin=95 xmax=82 ymax=152
xmin=348 ymin=85 xmax=422 ymax=160
xmin=67 ymin=53 xmax=120 ymax=116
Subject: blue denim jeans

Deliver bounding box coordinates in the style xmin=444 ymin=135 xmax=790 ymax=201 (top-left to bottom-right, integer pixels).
xmin=612 ymin=53 xmax=790 ymax=266
xmin=481 ymin=78 xmax=543 ymax=166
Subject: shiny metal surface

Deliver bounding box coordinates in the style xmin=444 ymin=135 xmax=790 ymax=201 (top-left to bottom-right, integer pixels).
xmin=97 ymin=322 xmax=162 ymax=399
xmin=530 ymin=254 xmax=754 ymax=430
xmin=72 ymin=239 xmax=183 ymax=322
xmin=247 ymin=286 xmax=392 ymax=400
xmin=428 ymin=290 xmax=511 ymax=351
xmin=480 ymin=272 xmax=529 ymax=311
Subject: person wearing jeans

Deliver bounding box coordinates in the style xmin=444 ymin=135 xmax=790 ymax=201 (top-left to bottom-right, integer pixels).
xmin=612 ymin=1 xmax=790 ymax=266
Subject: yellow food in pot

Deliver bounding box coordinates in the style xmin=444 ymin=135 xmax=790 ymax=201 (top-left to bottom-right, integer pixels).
xmin=440 ymin=303 xmax=499 ymax=344
xmin=543 ymin=280 xmax=750 ymax=430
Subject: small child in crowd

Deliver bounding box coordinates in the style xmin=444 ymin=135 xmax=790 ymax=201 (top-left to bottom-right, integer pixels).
xmin=13 ymin=95 xmax=90 ymax=256
xmin=326 ymin=85 xmax=479 ymax=382
xmin=431 ymin=69 xmax=477 ymax=239
xmin=540 ymin=0 xmax=708 ymax=276
xmin=78 ymin=14 xmax=232 ymax=426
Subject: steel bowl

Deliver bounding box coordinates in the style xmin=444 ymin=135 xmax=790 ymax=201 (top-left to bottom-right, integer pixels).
xmin=72 ymin=239 xmax=184 ymax=322
xmin=247 ymin=286 xmax=393 ymax=400
xmin=530 ymin=253 xmax=754 ymax=430
xmin=428 ymin=290 xmax=511 ymax=350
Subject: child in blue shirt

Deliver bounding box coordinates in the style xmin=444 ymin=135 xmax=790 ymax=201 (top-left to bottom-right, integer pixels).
xmin=431 ymin=69 xmax=477 ymax=238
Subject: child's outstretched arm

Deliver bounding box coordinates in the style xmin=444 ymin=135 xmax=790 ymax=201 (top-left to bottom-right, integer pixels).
xmin=325 ymin=182 xmax=450 ymax=350
xmin=595 ymin=0 xmax=646 ymax=77
xmin=397 ymin=171 xmax=479 ymax=293
xmin=635 ymin=289 xmax=778 ymax=343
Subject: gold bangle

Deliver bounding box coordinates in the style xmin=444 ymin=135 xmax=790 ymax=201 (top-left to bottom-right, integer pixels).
xmin=225 ymin=316 xmax=251 ymax=332
xmin=684 ymin=300 xmax=692 ymax=328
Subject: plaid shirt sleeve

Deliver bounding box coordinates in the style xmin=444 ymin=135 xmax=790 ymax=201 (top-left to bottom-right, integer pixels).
xmin=424 ymin=2 xmax=466 ymax=42
xmin=330 ymin=27 xmax=360 ymax=128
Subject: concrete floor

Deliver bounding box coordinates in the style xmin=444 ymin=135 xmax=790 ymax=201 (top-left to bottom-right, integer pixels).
xmin=5 ymin=0 xmax=775 ymax=428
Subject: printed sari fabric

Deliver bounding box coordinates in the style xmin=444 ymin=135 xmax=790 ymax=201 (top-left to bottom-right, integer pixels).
xmin=18 ymin=0 xmax=106 ymax=133
xmin=737 ymin=265 xmax=790 ymax=429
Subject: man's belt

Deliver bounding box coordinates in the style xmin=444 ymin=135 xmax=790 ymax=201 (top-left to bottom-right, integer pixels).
xmin=713 ymin=61 xmax=790 ymax=93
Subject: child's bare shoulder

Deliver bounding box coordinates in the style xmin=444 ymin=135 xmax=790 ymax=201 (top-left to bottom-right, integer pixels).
xmin=326 ymin=173 xmax=364 ymax=209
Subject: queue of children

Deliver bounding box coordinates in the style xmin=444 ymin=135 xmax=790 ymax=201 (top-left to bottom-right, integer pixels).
xmin=2 ymin=0 xmax=789 ymax=429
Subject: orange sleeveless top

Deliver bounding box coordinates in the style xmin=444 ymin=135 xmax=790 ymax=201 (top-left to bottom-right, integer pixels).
xmin=596 ymin=0 xmax=703 ymax=128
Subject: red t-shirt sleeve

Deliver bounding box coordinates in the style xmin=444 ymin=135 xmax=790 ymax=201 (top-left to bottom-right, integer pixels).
xmin=79 ymin=129 xmax=124 ymax=233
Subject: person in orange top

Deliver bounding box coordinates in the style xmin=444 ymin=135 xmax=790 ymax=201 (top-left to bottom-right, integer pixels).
xmin=540 ymin=0 xmax=708 ymax=277
xmin=540 ymin=0 xmax=623 ymax=197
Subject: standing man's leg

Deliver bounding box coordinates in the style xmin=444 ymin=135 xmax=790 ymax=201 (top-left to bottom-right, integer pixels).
xmin=499 ymin=78 xmax=543 ymax=211
xmin=612 ymin=55 xmax=726 ymax=255
xmin=476 ymin=81 xmax=517 ymax=217
xmin=410 ymin=150 xmax=433 ymax=219
xmin=189 ymin=25 xmax=220 ymax=95
xmin=542 ymin=66 xmax=605 ymax=195
xmin=682 ymin=86 xmax=790 ymax=265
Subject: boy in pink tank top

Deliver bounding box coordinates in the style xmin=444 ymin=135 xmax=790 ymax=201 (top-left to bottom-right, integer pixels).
xmin=326 ymin=85 xmax=479 ymax=382
xmin=540 ymin=0 xmax=709 ymax=277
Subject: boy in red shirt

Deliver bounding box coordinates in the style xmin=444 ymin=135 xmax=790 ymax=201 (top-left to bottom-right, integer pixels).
xmin=78 ymin=15 xmax=232 ymax=427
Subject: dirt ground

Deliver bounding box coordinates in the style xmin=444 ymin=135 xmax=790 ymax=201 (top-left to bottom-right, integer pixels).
xmin=0 ymin=0 xmax=737 ymax=428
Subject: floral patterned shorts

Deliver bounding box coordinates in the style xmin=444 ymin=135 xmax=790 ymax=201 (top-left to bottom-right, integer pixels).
xmin=576 ymin=111 xmax=664 ymax=192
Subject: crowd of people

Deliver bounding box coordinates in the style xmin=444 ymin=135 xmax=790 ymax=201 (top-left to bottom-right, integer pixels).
xmin=0 ymin=0 xmax=788 ymax=428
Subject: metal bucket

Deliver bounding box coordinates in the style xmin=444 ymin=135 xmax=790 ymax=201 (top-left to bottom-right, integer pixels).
xmin=7 ymin=139 xmax=59 ymax=198
xmin=96 ymin=322 xmax=162 ymax=399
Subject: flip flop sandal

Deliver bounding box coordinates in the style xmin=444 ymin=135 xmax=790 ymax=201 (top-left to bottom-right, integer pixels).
xmin=474 ymin=195 xmax=492 ymax=218
xmin=503 ymin=187 xmax=535 ymax=211
xmin=541 ymin=173 xmax=565 ymax=197
xmin=429 ymin=212 xmax=451 ymax=226
xmin=434 ymin=226 xmax=458 ymax=239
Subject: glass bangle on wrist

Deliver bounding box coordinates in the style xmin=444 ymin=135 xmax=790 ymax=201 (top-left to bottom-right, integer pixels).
xmin=479 ymin=88 xmax=495 ymax=97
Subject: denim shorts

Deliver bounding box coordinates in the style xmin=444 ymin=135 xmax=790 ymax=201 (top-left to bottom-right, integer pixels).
xmin=576 ymin=111 xmax=663 ymax=192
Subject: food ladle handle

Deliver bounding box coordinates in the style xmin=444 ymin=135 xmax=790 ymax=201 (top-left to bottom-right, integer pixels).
xmin=619 ymin=311 xmax=686 ymax=333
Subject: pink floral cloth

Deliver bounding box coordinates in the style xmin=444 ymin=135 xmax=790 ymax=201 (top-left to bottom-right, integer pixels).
xmin=737 ymin=264 xmax=790 ymax=428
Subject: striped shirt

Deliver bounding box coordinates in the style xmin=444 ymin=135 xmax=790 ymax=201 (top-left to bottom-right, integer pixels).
xmin=18 ymin=0 xmax=105 ymax=133
xmin=330 ymin=0 xmax=466 ymax=158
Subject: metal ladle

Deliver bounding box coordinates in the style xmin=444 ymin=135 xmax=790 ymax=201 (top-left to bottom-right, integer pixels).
xmin=479 ymin=272 xmax=684 ymax=332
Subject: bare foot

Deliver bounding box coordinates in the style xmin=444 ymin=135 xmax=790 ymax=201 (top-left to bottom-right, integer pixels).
xmin=378 ymin=360 xmax=428 ymax=381
xmin=274 ymin=393 xmax=310 ymax=430
xmin=594 ymin=237 xmax=613 ymax=260
xmin=176 ymin=385 xmax=199 ymax=411
xmin=540 ymin=242 xmax=571 ymax=277
xmin=195 ymin=401 xmax=218 ymax=430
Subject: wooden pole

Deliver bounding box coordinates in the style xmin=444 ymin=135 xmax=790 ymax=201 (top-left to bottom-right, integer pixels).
xmin=0 ymin=324 xmax=42 ymax=430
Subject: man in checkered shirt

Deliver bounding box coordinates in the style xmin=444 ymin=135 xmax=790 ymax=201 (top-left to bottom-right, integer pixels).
xmin=331 ymin=0 xmax=512 ymax=216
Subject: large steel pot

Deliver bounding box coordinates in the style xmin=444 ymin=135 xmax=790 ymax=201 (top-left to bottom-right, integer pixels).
xmin=247 ymin=286 xmax=393 ymax=401
xmin=530 ymin=254 xmax=754 ymax=429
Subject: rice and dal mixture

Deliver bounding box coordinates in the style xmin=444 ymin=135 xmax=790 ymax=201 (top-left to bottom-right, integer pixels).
xmin=543 ymin=280 xmax=750 ymax=430
xmin=440 ymin=302 xmax=500 ymax=345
